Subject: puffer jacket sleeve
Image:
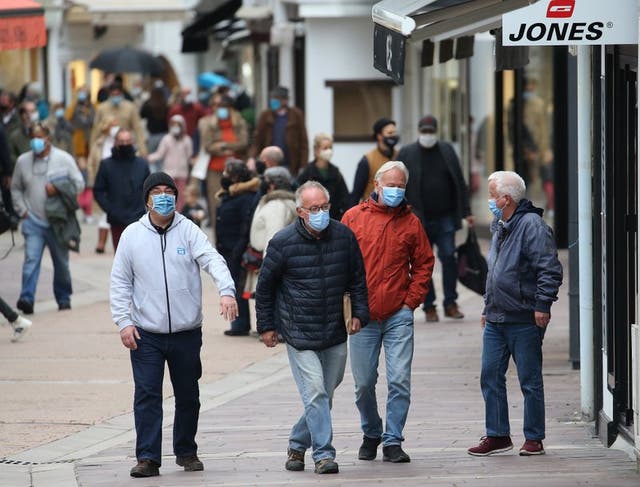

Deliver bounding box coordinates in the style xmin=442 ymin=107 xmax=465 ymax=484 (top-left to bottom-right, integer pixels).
xmin=347 ymin=230 xmax=369 ymax=326
xmin=255 ymin=234 xmax=285 ymax=334
xmin=526 ymin=219 xmax=563 ymax=313
xmin=404 ymin=216 xmax=435 ymax=310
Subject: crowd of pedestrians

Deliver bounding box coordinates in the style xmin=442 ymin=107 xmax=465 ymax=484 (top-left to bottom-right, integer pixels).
xmin=0 ymin=76 xmax=562 ymax=480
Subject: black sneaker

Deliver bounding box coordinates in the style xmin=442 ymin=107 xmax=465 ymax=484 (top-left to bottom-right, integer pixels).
xmin=16 ymin=299 xmax=33 ymax=315
xmin=314 ymin=458 xmax=339 ymax=474
xmin=58 ymin=302 xmax=71 ymax=311
xmin=358 ymin=435 xmax=381 ymax=460
xmin=130 ymin=459 xmax=159 ymax=477
xmin=382 ymin=445 xmax=411 ymax=463
xmin=285 ymin=448 xmax=305 ymax=471
xmin=176 ymin=454 xmax=204 ymax=471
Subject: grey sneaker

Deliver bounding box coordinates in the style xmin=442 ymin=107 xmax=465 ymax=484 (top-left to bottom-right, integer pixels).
xmin=314 ymin=458 xmax=339 ymax=474
xmin=285 ymin=448 xmax=305 ymax=471
xmin=11 ymin=316 xmax=32 ymax=342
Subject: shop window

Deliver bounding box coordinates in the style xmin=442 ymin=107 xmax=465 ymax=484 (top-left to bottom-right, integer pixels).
xmin=325 ymin=80 xmax=393 ymax=142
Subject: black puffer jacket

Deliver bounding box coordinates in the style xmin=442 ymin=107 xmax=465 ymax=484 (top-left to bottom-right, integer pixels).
xmin=255 ymin=217 xmax=369 ymax=351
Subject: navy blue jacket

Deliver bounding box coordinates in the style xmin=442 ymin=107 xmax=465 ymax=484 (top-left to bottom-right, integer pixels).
xmin=255 ymin=217 xmax=369 ymax=351
xmin=93 ymin=156 xmax=150 ymax=227
xmin=483 ymin=199 xmax=563 ymax=323
xmin=215 ymin=189 xmax=256 ymax=279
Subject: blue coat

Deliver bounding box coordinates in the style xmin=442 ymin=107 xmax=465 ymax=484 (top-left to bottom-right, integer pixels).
xmin=483 ymin=199 xmax=563 ymax=324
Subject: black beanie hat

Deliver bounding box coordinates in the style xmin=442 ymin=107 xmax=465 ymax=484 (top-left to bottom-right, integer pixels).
xmin=143 ymin=172 xmax=178 ymax=203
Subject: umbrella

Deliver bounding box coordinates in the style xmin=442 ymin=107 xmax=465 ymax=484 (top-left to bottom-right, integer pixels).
xmin=198 ymin=72 xmax=231 ymax=89
xmin=89 ymin=47 xmax=164 ymax=76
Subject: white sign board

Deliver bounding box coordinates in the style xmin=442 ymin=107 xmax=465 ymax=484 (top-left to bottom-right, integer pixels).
xmin=502 ymin=0 xmax=638 ymax=46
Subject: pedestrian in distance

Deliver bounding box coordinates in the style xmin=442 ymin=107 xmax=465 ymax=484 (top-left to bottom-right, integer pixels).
xmin=349 ymin=117 xmax=399 ymax=206
xmin=110 ymin=171 xmax=239 ymax=478
xmin=467 ymin=170 xmax=562 ymax=457
xmin=93 ymin=129 xmax=150 ymax=251
xmin=342 ymin=160 xmax=434 ymax=463
xmin=255 ymin=180 xmax=369 ymax=475
xmin=398 ymin=114 xmax=475 ymax=322
xmin=11 ymin=122 xmax=84 ymax=315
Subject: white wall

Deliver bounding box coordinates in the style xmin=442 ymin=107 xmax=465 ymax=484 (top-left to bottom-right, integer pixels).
xmin=305 ymin=16 xmax=397 ymax=190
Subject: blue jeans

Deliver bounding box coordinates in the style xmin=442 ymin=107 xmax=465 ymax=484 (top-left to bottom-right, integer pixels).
xmin=422 ymin=215 xmax=458 ymax=309
xmin=349 ymin=307 xmax=414 ymax=446
xmin=481 ymin=322 xmax=546 ymax=440
xmin=130 ymin=327 xmax=203 ymax=465
xmin=287 ymin=341 xmax=347 ymax=463
xmin=20 ymin=214 xmax=72 ymax=305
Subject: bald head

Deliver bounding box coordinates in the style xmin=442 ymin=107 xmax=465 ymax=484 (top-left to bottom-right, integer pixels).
xmin=259 ymin=146 xmax=284 ymax=168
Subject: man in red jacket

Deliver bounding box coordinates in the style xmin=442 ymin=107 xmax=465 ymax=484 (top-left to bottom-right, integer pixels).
xmin=342 ymin=160 xmax=434 ymax=464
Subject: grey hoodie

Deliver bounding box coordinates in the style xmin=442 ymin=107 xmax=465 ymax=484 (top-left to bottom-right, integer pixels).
xmin=110 ymin=212 xmax=235 ymax=333
xmin=483 ymin=199 xmax=563 ymax=324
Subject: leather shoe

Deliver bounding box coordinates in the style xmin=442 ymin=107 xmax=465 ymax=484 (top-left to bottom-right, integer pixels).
xmin=58 ymin=302 xmax=71 ymax=311
xmin=16 ymin=299 xmax=34 ymax=315
xmin=382 ymin=445 xmax=411 ymax=463
xmin=358 ymin=435 xmax=381 ymax=460
xmin=223 ymin=329 xmax=249 ymax=336
xmin=130 ymin=459 xmax=159 ymax=477
xmin=444 ymin=302 xmax=464 ymax=319
xmin=176 ymin=454 xmax=204 ymax=471
xmin=424 ymin=306 xmax=439 ymax=322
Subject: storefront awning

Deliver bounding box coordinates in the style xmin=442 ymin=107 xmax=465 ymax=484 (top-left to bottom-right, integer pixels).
xmin=0 ymin=0 xmax=47 ymax=51
xmin=70 ymin=0 xmax=193 ymax=25
xmin=372 ymin=0 xmax=539 ymax=83
xmin=181 ymin=0 xmax=242 ymax=52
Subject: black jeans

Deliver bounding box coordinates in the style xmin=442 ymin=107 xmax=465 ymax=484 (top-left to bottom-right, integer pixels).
xmin=0 ymin=296 xmax=18 ymax=323
xmin=130 ymin=327 xmax=202 ymax=465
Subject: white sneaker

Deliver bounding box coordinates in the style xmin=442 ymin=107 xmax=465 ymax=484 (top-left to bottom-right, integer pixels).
xmin=11 ymin=315 xmax=32 ymax=342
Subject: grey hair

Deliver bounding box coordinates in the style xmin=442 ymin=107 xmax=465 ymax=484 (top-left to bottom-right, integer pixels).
xmin=295 ymin=180 xmax=330 ymax=208
xmin=264 ymin=166 xmax=292 ymax=191
xmin=488 ymin=171 xmax=526 ymax=202
xmin=374 ymin=160 xmax=409 ymax=184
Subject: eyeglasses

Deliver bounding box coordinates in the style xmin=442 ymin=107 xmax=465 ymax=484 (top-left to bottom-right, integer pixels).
xmin=300 ymin=203 xmax=331 ymax=214
xmin=149 ymin=189 xmax=176 ymax=197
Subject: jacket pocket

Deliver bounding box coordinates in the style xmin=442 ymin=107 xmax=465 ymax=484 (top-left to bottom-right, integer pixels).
xmin=169 ymin=289 xmax=201 ymax=328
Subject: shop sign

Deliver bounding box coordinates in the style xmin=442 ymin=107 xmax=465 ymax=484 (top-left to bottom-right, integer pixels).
xmin=373 ymin=23 xmax=406 ymax=85
xmin=502 ymin=0 xmax=637 ymax=46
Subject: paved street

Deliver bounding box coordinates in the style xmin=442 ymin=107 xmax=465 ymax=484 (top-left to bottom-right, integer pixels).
xmin=0 ymin=219 xmax=639 ymax=486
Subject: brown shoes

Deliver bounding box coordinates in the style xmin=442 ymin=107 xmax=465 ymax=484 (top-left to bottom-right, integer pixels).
xmin=176 ymin=454 xmax=204 ymax=471
xmin=444 ymin=303 xmax=465 ymax=319
xmin=130 ymin=459 xmax=159 ymax=477
xmin=424 ymin=307 xmax=439 ymax=322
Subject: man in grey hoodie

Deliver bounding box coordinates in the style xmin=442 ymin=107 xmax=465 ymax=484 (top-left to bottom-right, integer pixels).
xmin=468 ymin=171 xmax=562 ymax=458
xmin=110 ymin=172 xmax=238 ymax=478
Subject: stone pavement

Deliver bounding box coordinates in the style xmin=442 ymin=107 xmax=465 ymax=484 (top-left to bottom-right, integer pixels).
xmin=1 ymin=222 xmax=639 ymax=486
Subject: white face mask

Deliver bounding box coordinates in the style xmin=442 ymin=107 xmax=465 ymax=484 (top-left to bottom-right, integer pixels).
xmin=319 ymin=148 xmax=333 ymax=161
xmin=109 ymin=126 xmax=120 ymax=138
xmin=170 ymin=125 xmax=181 ymax=136
xmin=29 ymin=112 xmax=39 ymax=123
xmin=419 ymin=133 xmax=438 ymax=148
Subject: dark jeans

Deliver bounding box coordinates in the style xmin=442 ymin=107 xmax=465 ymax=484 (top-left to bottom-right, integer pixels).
xmin=130 ymin=327 xmax=202 ymax=465
xmin=0 ymin=296 xmax=18 ymax=322
xmin=422 ymin=215 xmax=458 ymax=309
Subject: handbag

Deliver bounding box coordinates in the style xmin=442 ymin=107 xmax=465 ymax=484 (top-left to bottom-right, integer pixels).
xmin=190 ymin=148 xmax=210 ymax=181
xmin=456 ymin=227 xmax=488 ymax=295
xmin=240 ymin=245 xmax=263 ymax=272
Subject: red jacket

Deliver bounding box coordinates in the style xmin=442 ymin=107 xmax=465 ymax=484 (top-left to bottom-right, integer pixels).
xmin=342 ymin=198 xmax=434 ymax=322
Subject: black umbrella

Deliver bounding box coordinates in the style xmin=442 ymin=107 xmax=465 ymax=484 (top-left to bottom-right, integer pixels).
xmin=89 ymin=47 xmax=164 ymax=76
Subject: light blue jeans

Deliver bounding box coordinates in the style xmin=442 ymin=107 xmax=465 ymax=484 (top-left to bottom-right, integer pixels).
xmin=20 ymin=214 xmax=71 ymax=305
xmin=349 ymin=307 xmax=414 ymax=446
xmin=287 ymin=341 xmax=347 ymax=463
xmin=481 ymin=321 xmax=546 ymax=440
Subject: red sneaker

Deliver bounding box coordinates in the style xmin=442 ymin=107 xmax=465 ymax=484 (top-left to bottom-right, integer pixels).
xmin=519 ymin=439 xmax=545 ymax=456
xmin=467 ymin=436 xmax=513 ymax=456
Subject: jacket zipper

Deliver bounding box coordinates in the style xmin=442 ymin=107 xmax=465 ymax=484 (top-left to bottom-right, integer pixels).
xmin=160 ymin=232 xmax=172 ymax=333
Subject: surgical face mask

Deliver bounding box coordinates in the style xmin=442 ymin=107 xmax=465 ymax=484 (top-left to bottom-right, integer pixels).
xmin=29 ymin=111 xmax=39 ymax=124
xmin=55 ymin=108 xmax=65 ymax=119
xmin=488 ymin=198 xmax=503 ymax=220
xmin=383 ymin=135 xmax=399 ymax=148
xmin=112 ymin=144 xmax=135 ymax=160
xmin=381 ymin=186 xmax=405 ymax=207
xmin=308 ymin=209 xmax=330 ymax=232
xmin=30 ymin=137 xmax=46 ymax=154
xmin=170 ymin=125 xmax=181 ymax=136
xmin=151 ymin=193 xmax=176 ymax=216
xmin=419 ymin=133 xmax=438 ymax=148
xmin=220 ymin=176 xmax=232 ymax=190
xmin=110 ymin=95 xmax=123 ymax=106
xmin=269 ymin=98 xmax=281 ymax=111
xmin=109 ymin=126 xmax=119 ymax=138
xmin=318 ymin=148 xmax=333 ymax=161
xmin=217 ymin=107 xmax=229 ymax=120
xmin=77 ymin=92 xmax=87 ymax=102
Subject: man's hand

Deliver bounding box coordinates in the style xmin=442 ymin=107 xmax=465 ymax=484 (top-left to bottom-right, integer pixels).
xmin=348 ymin=317 xmax=362 ymax=335
xmin=219 ymin=295 xmax=238 ymax=321
xmin=246 ymin=157 xmax=256 ymax=171
xmin=120 ymin=325 xmax=140 ymax=350
xmin=535 ymin=311 xmax=550 ymax=328
xmin=466 ymin=215 xmax=476 ymax=226
xmin=480 ymin=314 xmax=486 ymax=329
xmin=45 ymin=182 xmax=57 ymax=197
xmin=261 ymin=330 xmax=278 ymax=347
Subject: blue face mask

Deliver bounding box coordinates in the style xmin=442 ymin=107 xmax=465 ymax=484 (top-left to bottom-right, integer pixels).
xmin=269 ymin=98 xmax=281 ymax=111
xmin=30 ymin=137 xmax=46 ymax=154
xmin=381 ymin=186 xmax=405 ymax=207
xmin=217 ymin=107 xmax=229 ymax=120
xmin=77 ymin=92 xmax=87 ymax=102
xmin=55 ymin=108 xmax=65 ymax=119
xmin=488 ymin=199 xmax=503 ymax=220
xmin=308 ymin=209 xmax=330 ymax=232
xmin=111 ymin=95 xmax=123 ymax=106
xmin=151 ymin=193 xmax=176 ymax=216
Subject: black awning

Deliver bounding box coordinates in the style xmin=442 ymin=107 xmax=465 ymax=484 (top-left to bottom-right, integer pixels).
xmin=181 ymin=0 xmax=242 ymax=52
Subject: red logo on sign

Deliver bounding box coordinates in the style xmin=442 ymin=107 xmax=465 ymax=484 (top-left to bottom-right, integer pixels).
xmin=547 ymin=0 xmax=575 ymax=18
